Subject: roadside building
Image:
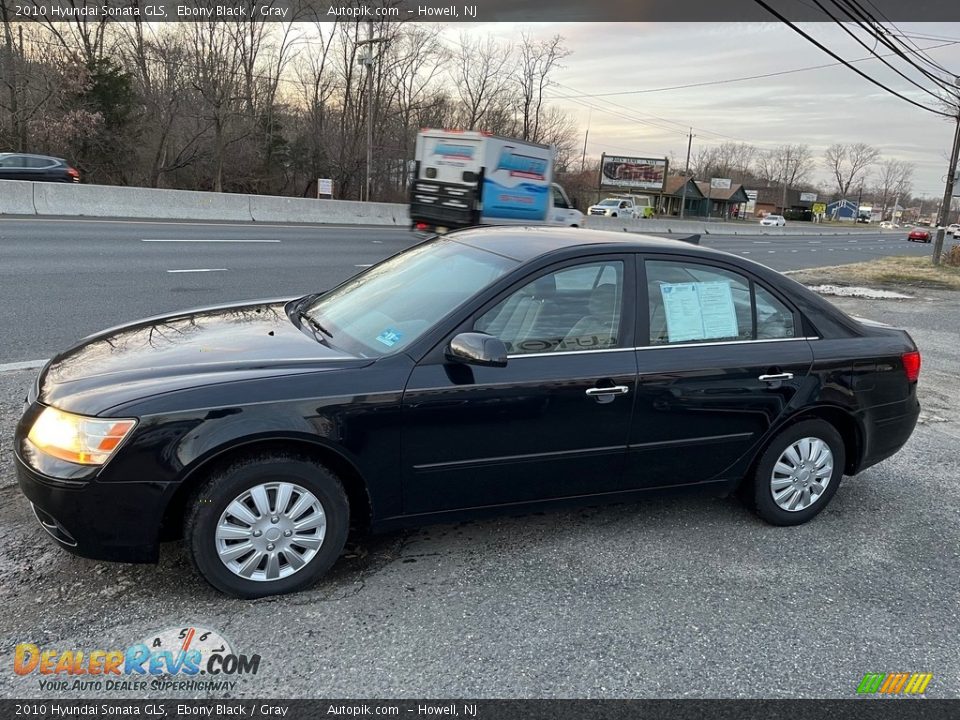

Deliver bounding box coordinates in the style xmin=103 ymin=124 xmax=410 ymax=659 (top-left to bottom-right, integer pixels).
xmin=826 ymin=199 xmax=860 ymax=221
xmin=659 ymin=176 xmax=705 ymax=216
xmin=754 ymin=187 xmax=817 ymax=217
xmin=695 ymin=182 xmax=750 ymax=219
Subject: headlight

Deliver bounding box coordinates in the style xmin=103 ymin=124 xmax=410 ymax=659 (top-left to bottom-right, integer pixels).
xmin=27 ymin=407 xmax=137 ymax=466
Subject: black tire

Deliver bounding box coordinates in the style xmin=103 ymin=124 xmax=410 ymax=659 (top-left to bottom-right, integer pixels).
xmin=611 ymin=212 xmax=618 ymax=218
xmin=185 ymin=453 xmax=349 ymax=598
xmin=744 ymin=419 xmax=845 ymax=526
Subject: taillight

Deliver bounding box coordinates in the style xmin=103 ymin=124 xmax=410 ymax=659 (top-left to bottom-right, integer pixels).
xmin=67 ymin=167 xmax=80 ymax=181
xmin=415 ymin=222 xmax=428 ymax=230
xmin=901 ymin=351 xmax=921 ymax=383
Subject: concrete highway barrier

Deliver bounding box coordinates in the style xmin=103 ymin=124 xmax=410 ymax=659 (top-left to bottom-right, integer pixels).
xmin=249 ymin=195 xmax=409 ymax=225
xmin=584 ymin=215 xmax=873 ymax=237
xmin=0 ymin=179 xmax=36 ymax=215
xmin=1 ymin=179 xmax=879 ymax=236
xmin=31 ymin=182 xmax=255 ymax=222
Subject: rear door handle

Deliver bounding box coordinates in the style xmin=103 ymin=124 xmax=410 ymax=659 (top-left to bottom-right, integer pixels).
xmin=758 ymin=372 xmax=794 ymax=382
xmin=585 ymin=385 xmax=630 ymax=396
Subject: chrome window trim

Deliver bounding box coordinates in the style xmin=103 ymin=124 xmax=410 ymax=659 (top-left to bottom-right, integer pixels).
xmin=506 ymin=336 xmax=819 ymax=359
xmin=637 ymin=336 xmax=820 ymax=351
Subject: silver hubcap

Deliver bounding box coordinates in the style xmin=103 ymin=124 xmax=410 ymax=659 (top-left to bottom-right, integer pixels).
xmin=770 ymin=437 xmax=833 ymax=512
xmin=216 ymin=482 xmax=326 ymax=582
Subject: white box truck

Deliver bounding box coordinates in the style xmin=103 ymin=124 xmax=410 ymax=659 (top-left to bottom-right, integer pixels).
xmin=410 ymin=129 xmax=583 ymax=233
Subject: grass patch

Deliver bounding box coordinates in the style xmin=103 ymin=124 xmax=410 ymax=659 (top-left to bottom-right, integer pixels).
xmin=789 ymin=255 xmax=960 ymax=290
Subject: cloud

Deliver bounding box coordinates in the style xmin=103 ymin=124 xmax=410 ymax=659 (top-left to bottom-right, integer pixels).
xmin=445 ymin=21 xmax=960 ymax=194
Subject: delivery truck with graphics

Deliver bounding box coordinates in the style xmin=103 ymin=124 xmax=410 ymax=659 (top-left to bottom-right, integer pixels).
xmin=409 ymin=129 xmax=583 ymax=233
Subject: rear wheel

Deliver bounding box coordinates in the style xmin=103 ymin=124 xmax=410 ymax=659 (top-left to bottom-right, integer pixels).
xmin=744 ymin=419 xmax=845 ymax=526
xmin=185 ymin=454 xmax=349 ymax=598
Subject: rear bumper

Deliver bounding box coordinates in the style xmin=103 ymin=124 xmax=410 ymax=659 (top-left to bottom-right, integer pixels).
xmin=855 ymin=396 xmax=921 ymax=473
xmin=15 ymin=452 xmax=165 ymax=563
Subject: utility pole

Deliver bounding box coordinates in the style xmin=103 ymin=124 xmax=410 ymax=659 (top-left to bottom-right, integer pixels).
xmin=933 ymin=110 xmax=960 ymax=265
xmin=679 ymin=128 xmax=692 ymax=218
xmin=857 ymin=185 xmax=863 ymax=222
xmin=357 ymin=21 xmax=385 ymax=203
xmin=580 ymin=110 xmax=591 ymax=173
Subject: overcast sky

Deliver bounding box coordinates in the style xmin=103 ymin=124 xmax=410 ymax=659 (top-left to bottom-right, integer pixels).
xmin=453 ymin=22 xmax=960 ymax=197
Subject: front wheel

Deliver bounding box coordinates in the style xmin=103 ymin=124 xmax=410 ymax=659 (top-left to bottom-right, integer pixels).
xmin=185 ymin=454 xmax=350 ymax=598
xmin=744 ymin=419 xmax=845 ymax=526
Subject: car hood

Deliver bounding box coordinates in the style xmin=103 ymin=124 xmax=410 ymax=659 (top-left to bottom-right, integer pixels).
xmin=37 ymin=298 xmax=370 ymax=416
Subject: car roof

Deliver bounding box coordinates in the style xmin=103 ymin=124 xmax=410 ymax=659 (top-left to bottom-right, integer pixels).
xmin=445 ymin=225 xmax=730 ymax=263
xmin=0 ymin=152 xmax=66 ymax=162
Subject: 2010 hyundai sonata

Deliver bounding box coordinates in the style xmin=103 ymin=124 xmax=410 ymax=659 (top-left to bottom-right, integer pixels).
xmin=16 ymin=227 xmax=921 ymax=597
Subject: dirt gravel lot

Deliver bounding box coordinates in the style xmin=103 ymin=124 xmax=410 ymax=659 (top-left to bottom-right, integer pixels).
xmin=0 ymin=286 xmax=957 ymax=700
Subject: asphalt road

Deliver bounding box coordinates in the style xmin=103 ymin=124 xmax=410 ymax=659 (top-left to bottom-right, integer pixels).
xmin=0 ymin=216 xmax=933 ymax=364
xmin=0 ymin=289 xmax=956 ymax=699
xmin=0 ymin=215 xmax=956 ymax=699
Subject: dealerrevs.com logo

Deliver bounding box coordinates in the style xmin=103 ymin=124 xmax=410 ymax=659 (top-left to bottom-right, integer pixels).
xmin=14 ymin=626 xmax=261 ymax=693
xmin=857 ymin=672 xmax=933 ymax=695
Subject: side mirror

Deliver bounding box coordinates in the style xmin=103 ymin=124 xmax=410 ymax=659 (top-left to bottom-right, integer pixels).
xmin=446 ymin=332 xmax=508 ymax=368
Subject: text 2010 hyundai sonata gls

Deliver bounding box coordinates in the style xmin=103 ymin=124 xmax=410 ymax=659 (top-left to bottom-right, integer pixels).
xmin=16 ymin=227 xmax=921 ymax=597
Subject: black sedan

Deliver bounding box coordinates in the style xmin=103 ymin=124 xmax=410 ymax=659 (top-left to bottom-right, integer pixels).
xmin=0 ymin=153 xmax=80 ymax=183
xmin=15 ymin=227 xmax=921 ymax=597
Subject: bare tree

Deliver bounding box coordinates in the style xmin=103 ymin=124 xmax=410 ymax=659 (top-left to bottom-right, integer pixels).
xmin=514 ymin=32 xmax=569 ymax=143
xmin=824 ymin=142 xmax=880 ymax=198
xmin=756 ymin=144 xmax=814 ymax=188
xmin=449 ymin=33 xmax=512 ymax=131
xmin=875 ymin=158 xmax=915 ymax=221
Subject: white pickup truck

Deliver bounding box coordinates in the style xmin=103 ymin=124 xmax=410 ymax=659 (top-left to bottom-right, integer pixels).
xmin=587 ymin=195 xmax=654 ymax=219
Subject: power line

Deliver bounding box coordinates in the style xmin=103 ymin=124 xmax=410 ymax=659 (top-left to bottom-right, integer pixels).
xmin=751 ymin=0 xmax=955 ymax=118
xmin=833 ymin=0 xmax=959 ymax=94
xmin=810 ymin=0 xmax=954 ymax=103
xmin=546 ymin=40 xmax=959 ymax=100
xmin=550 ymin=80 xmax=749 ymax=144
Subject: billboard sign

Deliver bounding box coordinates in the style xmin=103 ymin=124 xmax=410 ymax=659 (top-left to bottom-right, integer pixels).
xmin=800 ymin=192 xmax=818 ymax=202
xmin=317 ymin=178 xmax=333 ymax=197
xmin=600 ymin=154 xmax=667 ymax=191
xmin=710 ymin=178 xmax=732 ymax=190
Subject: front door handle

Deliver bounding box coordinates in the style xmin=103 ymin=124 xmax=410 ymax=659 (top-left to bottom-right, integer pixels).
xmin=759 ymin=372 xmax=794 ymax=382
xmin=585 ymin=385 xmax=630 ymax=396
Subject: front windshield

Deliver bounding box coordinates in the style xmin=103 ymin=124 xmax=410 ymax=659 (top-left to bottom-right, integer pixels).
xmin=598 ymin=199 xmax=619 ymax=206
xmin=304 ymin=238 xmax=517 ymax=357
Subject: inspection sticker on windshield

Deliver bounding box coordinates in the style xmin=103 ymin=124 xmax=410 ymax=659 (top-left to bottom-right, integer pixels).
xmin=376 ymin=328 xmax=403 ymax=347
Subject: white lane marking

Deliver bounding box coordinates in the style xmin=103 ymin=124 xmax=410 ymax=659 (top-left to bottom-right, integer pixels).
xmin=355 ymin=264 xmax=373 ymax=268
xmin=807 ymin=241 xmax=821 ymax=244
xmin=0 ymin=359 xmax=47 ymax=372
xmin=166 ymin=268 xmax=228 ymax=273
xmin=0 ymin=217 xmax=404 ymax=231
xmin=741 ymin=251 xmax=751 ymax=255
xmin=372 ymin=240 xmax=383 ymax=244
xmin=143 ymin=238 xmax=280 ymax=243
xmin=768 ymin=250 xmax=776 ymax=253
xmin=791 ymin=250 xmax=798 ymax=253
xmin=753 ymin=241 xmax=771 ymax=244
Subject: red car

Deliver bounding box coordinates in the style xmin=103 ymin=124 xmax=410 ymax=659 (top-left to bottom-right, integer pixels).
xmin=908 ymin=228 xmax=931 ymax=243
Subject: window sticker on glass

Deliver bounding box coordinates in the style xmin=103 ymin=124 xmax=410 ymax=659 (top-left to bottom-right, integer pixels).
xmin=375 ymin=327 xmax=403 ymax=347
xmin=660 ymin=281 xmax=738 ymax=343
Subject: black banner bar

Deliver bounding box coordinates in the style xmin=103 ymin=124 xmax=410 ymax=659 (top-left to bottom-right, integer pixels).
xmin=3 ymin=700 xmax=960 ymax=720
xmin=7 ymin=0 xmax=960 ymax=22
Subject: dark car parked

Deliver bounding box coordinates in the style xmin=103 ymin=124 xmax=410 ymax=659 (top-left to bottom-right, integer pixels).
xmin=0 ymin=152 xmax=80 ymax=183
xmin=15 ymin=227 xmax=921 ymax=597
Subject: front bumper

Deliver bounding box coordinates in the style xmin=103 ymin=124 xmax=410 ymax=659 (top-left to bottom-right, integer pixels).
xmin=15 ymin=450 xmax=165 ymax=564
